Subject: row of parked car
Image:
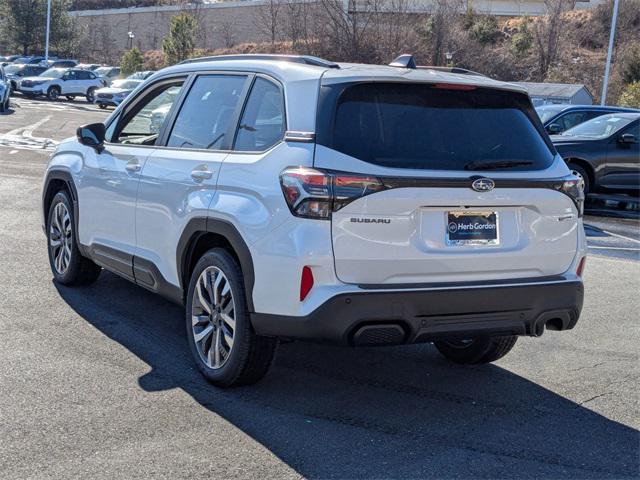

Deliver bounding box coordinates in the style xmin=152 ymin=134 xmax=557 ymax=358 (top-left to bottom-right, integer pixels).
xmin=0 ymin=54 xmax=156 ymax=111
xmin=535 ymin=104 xmax=639 ymax=194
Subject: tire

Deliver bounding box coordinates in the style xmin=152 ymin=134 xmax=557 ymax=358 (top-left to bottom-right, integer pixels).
xmin=47 ymin=190 xmax=102 ymax=286
xmin=434 ymin=335 xmax=517 ymax=365
xmin=47 ymin=86 xmax=60 ymax=101
xmin=568 ymin=163 xmax=590 ymax=196
xmin=0 ymin=96 xmax=6 ymax=113
xmin=186 ymin=248 xmax=278 ymax=387
xmin=66 ymin=95 xmax=76 ymax=101
xmin=86 ymin=87 xmax=96 ymax=103
xmin=98 ymin=103 xmax=107 ymax=110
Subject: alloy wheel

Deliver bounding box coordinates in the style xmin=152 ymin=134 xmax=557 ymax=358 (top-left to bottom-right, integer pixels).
xmin=49 ymin=202 xmax=72 ymax=274
xmin=191 ymin=266 xmax=236 ymax=369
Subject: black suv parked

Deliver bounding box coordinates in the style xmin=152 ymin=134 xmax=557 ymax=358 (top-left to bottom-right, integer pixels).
xmin=537 ymin=104 xmax=639 ymax=135
xmin=552 ymin=113 xmax=640 ymax=194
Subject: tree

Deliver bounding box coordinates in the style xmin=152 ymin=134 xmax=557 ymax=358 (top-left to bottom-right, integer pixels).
xmin=162 ymin=12 xmax=197 ymax=65
xmin=418 ymin=0 xmax=463 ymax=66
xmin=532 ymin=0 xmax=576 ymax=80
xmin=254 ymin=0 xmax=282 ymax=48
xmin=510 ymin=18 xmax=533 ymax=57
xmin=0 ymin=0 xmax=80 ymax=56
xmin=121 ymin=47 xmax=144 ymax=75
xmin=620 ymin=44 xmax=640 ymax=85
xmin=618 ymin=82 xmax=640 ymax=108
xmin=469 ymin=15 xmax=500 ymax=45
xmin=0 ymin=0 xmax=44 ymax=54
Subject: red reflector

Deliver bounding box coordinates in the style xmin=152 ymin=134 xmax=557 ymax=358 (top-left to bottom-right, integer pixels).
xmin=433 ymin=83 xmax=477 ymax=91
xmin=576 ymin=257 xmax=586 ymax=277
xmin=300 ymin=266 xmax=314 ymax=301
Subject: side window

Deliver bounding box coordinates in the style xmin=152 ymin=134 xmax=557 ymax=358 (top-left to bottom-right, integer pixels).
xmin=112 ymin=81 xmax=184 ymax=145
xmin=559 ymin=112 xmax=588 ymax=131
xmin=77 ymin=71 xmax=89 ymax=80
xmin=234 ymin=77 xmax=285 ymax=152
xmin=167 ymin=75 xmax=246 ymax=150
xmin=63 ymin=71 xmax=76 ymax=81
xmin=586 ymin=111 xmax=604 ymax=121
xmin=88 ymin=72 xmax=96 ymax=80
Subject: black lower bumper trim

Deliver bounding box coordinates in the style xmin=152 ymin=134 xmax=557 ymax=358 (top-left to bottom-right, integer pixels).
xmin=251 ymin=280 xmax=584 ymax=346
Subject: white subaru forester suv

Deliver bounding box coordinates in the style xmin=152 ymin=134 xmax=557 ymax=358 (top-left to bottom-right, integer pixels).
xmin=20 ymin=67 xmax=104 ymax=102
xmin=42 ymin=54 xmax=586 ymax=387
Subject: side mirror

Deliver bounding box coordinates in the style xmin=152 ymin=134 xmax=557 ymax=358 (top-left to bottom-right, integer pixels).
xmin=77 ymin=123 xmax=105 ymax=152
xmin=547 ymin=123 xmax=562 ymax=134
xmin=618 ymin=133 xmax=637 ymax=144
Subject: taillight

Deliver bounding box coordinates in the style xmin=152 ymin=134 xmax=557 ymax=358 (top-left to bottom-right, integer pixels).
xmin=280 ymin=167 xmax=386 ymax=219
xmin=559 ymin=176 xmax=585 ymax=217
xmin=280 ymin=167 xmax=332 ymax=219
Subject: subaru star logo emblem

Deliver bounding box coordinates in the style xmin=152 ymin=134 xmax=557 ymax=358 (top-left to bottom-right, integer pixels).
xmin=471 ymin=178 xmax=495 ymax=192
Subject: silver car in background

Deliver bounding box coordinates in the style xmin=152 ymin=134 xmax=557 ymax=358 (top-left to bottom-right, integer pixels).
xmin=94 ymin=78 xmax=143 ymax=109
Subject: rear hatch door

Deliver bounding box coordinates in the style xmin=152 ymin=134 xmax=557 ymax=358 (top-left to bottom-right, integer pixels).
xmin=314 ymin=80 xmax=579 ymax=285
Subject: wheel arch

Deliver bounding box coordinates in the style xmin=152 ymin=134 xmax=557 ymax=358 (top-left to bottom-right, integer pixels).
xmin=564 ymin=157 xmax=595 ymax=189
xmin=43 ymin=170 xmax=77 ymax=228
xmin=42 ymin=169 xmax=89 ymax=258
xmin=177 ymin=218 xmax=256 ymax=311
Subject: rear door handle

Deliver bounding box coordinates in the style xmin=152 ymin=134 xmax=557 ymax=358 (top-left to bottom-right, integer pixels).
xmin=191 ymin=169 xmax=213 ymax=181
xmin=125 ymin=162 xmax=141 ymax=173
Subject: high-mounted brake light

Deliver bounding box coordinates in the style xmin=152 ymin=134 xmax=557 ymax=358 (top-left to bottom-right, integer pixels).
xmin=433 ymin=83 xmax=477 ymax=91
xmin=280 ymin=167 xmax=386 ymax=219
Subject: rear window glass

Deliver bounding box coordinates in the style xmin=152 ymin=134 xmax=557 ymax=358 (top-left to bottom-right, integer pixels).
xmin=323 ymin=83 xmax=554 ymax=171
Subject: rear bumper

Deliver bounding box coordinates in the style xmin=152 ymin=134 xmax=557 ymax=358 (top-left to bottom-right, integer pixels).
xmin=251 ymin=279 xmax=584 ymax=346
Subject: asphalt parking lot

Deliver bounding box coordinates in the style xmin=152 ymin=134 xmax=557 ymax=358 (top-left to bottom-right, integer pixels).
xmin=0 ymin=96 xmax=639 ymax=479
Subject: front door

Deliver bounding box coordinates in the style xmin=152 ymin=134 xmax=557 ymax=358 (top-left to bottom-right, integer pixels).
xmin=77 ymin=77 xmax=187 ymax=279
xmin=605 ymin=120 xmax=640 ymax=190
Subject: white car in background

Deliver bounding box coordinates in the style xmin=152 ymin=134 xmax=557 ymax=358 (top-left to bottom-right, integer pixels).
xmin=19 ymin=68 xmax=105 ymax=102
xmin=94 ymin=78 xmax=143 ymax=109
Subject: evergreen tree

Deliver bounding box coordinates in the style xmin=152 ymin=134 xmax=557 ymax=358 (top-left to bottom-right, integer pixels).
xmin=162 ymin=12 xmax=197 ymax=65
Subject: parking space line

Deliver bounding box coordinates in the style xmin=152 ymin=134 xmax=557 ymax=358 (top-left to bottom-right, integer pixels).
xmin=588 ymin=246 xmax=640 ymax=251
xmin=600 ymin=230 xmax=640 ymax=244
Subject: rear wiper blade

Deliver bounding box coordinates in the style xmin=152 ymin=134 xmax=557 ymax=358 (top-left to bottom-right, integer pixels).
xmin=464 ymin=160 xmax=533 ymax=171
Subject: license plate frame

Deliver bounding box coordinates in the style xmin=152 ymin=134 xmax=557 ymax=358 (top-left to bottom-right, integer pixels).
xmin=446 ymin=211 xmax=499 ymax=246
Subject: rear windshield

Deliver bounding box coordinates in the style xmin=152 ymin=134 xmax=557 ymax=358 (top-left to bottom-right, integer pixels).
xmin=319 ymin=82 xmax=554 ymax=171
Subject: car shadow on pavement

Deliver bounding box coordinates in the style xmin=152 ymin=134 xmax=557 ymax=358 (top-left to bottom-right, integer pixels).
xmin=55 ymin=272 xmax=639 ymax=479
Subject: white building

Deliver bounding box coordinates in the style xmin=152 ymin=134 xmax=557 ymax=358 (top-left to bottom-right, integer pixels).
xmin=513 ymin=82 xmax=595 ymax=106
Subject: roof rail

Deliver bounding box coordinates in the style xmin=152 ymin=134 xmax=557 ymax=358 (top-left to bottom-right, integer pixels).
xmin=179 ymin=54 xmax=340 ymax=69
xmin=417 ymin=65 xmax=487 ymax=77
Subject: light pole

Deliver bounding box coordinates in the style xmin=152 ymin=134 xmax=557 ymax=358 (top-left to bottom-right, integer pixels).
xmin=601 ymin=0 xmax=620 ymax=106
xmin=128 ymin=31 xmax=135 ymax=50
xmin=44 ymin=0 xmax=52 ymax=61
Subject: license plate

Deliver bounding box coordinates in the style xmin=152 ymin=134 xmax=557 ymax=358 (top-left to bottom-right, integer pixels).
xmin=446 ymin=211 xmax=499 ymax=245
